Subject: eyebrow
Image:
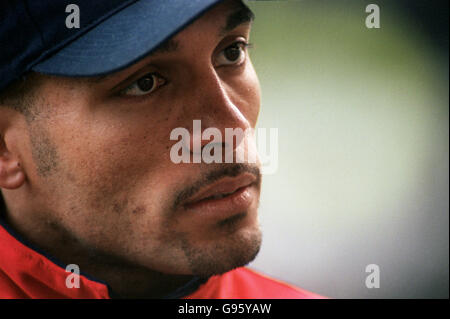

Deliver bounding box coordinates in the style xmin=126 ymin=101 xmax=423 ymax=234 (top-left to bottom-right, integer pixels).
xmin=152 ymin=4 xmax=255 ymax=55
xmin=91 ymin=4 xmax=255 ymax=83
xmin=220 ymin=4 xmax=255 ymax=36
xmin=150 ymin=38 xmax=179 ymax=56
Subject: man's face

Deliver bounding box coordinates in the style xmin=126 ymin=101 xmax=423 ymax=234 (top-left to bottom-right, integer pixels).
xmin=8 ymin=0 xmax=262 ymax=277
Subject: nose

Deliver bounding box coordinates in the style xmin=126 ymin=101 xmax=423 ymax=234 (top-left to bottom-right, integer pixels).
xmin=187 ymin=66 xmax=252 ymax=152
xmin=169 ymin=60 xmax=260 ymax=165
xmin=198 ymin=68 xmax=250 ymax=129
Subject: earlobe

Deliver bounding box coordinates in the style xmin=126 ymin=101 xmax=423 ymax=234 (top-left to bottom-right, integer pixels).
xmin=0 ymin=136 xmax=26 ymax=190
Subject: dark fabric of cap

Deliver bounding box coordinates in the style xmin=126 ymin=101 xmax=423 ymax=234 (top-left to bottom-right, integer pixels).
xmin=0 ymin=0 xmax=223 ymax=91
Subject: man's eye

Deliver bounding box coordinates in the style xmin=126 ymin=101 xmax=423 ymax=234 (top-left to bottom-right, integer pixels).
xmin=121 ymin=73 xmax=166 ymax=97
xmin=215 ymin=42 xmax=250 ymax=67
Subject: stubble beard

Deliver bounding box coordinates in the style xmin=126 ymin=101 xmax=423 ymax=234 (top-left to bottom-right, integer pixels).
xmin=176 ymin=213 xmax=263 ymax=278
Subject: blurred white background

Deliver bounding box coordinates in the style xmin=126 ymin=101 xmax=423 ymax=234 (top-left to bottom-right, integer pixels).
xmin=246 ymin=0 xmax=449 ymax=298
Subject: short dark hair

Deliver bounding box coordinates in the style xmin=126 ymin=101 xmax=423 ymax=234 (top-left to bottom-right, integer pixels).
xmin=0 ymin=72 xmax=40 ymax=115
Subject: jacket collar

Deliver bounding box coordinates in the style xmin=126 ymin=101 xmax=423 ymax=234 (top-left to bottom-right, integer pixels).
xmin=0 ymin=207 xmax=206 ymax=298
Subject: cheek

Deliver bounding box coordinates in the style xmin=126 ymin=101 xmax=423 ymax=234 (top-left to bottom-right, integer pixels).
xmin=53 ymin=114 xmax=174 ymax=212
xmin=235 ymin=63 xmax=261 ymax=127
xmin=47 ymin=119 xmax=178 ymax=251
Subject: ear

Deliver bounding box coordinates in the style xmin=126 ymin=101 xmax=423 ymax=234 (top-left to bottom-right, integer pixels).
xmin=0 ymin=113 xmax=26 ymax=190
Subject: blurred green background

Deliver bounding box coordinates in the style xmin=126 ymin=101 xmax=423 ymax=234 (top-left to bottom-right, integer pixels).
xmin=245 ymin=0 xmax=449 ymax=298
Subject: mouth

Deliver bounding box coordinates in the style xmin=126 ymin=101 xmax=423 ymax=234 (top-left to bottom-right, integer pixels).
xmin=182 ymin=173 xmax=258 ymax=216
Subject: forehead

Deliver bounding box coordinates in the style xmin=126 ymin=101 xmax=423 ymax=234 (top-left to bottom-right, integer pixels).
xmin=155 ymin=0 xmax=254 ymax=53
xmin=189 ymin=0 xmax=254 ymax=33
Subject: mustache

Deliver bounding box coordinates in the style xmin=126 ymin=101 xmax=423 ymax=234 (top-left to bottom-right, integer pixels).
xmin=172 ymin=163 xmax=261 ymax=211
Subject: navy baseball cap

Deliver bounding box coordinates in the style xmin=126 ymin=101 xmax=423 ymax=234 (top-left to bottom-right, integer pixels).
xmin=0 ymin=0 xmax=223 ymax=91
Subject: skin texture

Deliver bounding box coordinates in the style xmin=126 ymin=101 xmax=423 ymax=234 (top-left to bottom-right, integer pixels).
xmin=0 ymin=0 xmax=262 ymax=298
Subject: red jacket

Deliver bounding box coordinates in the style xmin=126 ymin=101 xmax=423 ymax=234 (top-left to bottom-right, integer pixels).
xmin=0 ymin=220 xmax=323 ymax=299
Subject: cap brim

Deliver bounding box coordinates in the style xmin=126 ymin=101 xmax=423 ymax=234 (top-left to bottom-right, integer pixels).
xmin=32 ymin=0 xmax=223 ymax=77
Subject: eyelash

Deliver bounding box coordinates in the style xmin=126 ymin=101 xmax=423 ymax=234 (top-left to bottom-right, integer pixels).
xmin=228 ymin=40 xmax=252 ymax=51
xmin=221 ymin=41 xmax=252 ymax=65
xmin=118 ymin=40 xmax=253 ymax=99
xmin=119 ymin=72 xmax=166 ymax=97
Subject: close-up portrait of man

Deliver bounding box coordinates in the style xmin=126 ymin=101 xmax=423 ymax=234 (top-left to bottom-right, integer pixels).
xmin=0 ymin=0 xmax=448 ymax=302
xmin=0 ymin=0 xmax=324 ymax=299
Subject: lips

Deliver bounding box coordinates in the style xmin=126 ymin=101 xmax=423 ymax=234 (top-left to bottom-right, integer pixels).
xmin=179 ymin=171 xmax=259 ymax=224
xmin=183 ymin=173 xmax=257 ymax=207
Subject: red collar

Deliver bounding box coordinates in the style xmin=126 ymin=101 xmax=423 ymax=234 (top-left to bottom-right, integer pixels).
xmin=0 ymin=218 xmax=323 ymax=299
xmin=0 ymin=218 xmax=209 ymax=299
xmin=0 ymin=219 xmax=111 ymax=298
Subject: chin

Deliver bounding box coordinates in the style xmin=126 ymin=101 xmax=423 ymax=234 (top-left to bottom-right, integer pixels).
xmin=181 ymin=220 xmax=262 ymax=278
